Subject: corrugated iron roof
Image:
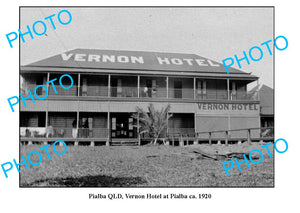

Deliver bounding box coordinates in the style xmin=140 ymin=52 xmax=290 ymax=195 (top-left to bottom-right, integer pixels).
xmin=22 ymin=49 xmax=257 ymax=78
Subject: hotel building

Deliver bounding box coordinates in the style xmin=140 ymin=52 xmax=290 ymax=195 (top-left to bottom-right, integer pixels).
xmin=20 ymin=49 xmax=260 ymax=145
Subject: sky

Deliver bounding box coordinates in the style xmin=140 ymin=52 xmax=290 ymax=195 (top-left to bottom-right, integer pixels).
xmin=20 ymin=7 xmax=273 ymax=88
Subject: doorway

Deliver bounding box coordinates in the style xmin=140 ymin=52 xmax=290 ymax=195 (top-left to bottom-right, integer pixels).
xmin=111 ymin=113 xmax=134 ymax=138
xmin=174 ymin=81 xmax=182 ymax=98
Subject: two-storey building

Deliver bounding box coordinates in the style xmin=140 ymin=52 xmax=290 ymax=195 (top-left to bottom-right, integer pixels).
xmin=20 ymin=49 xmax=260 ymax=145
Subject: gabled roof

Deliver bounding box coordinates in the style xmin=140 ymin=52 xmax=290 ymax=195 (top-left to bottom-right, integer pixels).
xmin=250 ymin=84 xmax=274 ymax=115
xmin=259 ymin=85 xmax=274 ymax=115
xmin=21 ymin=49 xmax=258 ymax=79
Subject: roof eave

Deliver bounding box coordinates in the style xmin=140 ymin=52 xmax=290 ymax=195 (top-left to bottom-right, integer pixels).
xmin=20 ymin=65 xmax=258 ymax=80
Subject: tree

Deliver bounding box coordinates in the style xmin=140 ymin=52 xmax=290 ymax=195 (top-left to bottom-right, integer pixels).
xmin=132 ymin=104 xmax=172 ymax=145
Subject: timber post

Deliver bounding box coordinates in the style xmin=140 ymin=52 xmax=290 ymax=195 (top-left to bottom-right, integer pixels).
xmin=179 ymin=135 xmax=184 ymax=146
xmin=137 ymin=113 xmax=141 ymax=146
xmin=225 ymin=131 xmax=228 ymax=146
xmin=247 ymin=129 xmax=252 ymax=145
xmin=106 ymin=111 xmax=110 ymax=146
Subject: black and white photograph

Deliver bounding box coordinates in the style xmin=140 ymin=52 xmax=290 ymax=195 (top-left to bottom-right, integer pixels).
xmin=1 ymin=1 xmax=300 ymax=212
xmin=19 ymin=7 xmax=274 ymax=187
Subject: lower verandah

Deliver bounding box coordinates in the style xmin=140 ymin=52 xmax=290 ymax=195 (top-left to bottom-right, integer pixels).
xmin=20 ymin=111 xmax=195 ymax=143
xmin=20 ymin=111 xmax=263 ymax=145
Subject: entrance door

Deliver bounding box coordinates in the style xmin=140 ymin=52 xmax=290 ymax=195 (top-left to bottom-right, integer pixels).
xmin=174 ymin=81 xmax=182 ymax=98
xmin=111 ymin=114 xmax=134 ymax=138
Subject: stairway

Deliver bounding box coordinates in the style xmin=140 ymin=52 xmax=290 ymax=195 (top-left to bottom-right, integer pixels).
xmin=110 ymin=138 xmax=139 ymax=146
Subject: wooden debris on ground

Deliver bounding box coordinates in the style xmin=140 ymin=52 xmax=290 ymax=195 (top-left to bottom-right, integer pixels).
xmin=171 ymin=148 xmax=260 ymax=161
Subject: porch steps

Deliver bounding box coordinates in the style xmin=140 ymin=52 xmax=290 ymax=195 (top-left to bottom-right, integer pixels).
xmin=111 ymin=138 xmax=139 ymax=146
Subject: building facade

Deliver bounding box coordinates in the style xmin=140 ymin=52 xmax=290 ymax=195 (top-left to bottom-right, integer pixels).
xmin=20 ymin=49 xmax=260 ymax=145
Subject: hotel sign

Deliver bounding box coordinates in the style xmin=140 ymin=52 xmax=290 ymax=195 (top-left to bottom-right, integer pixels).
xmin=26 ymin=49 xmax=244 ymax=74
xmin=197 ymin=103 xmax=259 ymax=111
xmin=196 ymin=103 xmax=260 ymax=116
xmin=61 ymin=52 xmax=220 ymax=67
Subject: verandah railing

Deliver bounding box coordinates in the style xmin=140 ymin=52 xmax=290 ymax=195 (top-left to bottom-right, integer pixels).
xmin=42 ymin=85 xmax=258 ymax=101
xmin=20 ymin=126 xmax=274 ymax=146
xmin=20 ymin=127 xmax=109 ymax=139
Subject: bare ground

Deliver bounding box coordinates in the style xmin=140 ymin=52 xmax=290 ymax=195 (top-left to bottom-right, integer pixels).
xmin=19 ymin=143 xmax=274 ymax=187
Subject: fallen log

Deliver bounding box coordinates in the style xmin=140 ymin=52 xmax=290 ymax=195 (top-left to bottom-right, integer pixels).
xmin=225 ymin=152 xmax=259 ymax=160
xmin=189 ymin=148 xmax=259 ymax=161
xmin=172 ymin=148 xmax=260 ymax=161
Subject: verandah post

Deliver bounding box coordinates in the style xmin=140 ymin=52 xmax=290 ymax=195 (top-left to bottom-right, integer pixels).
xmin=106 ymin=111 xmax=110 ymax=146
xmin=76 ymin=73 xmax=80 ymax=145
xmin=108 ymin=74 xmax=111 ymax=97
xmin=137 ymin=112 xmax=141 ymax=146
xmin=227 ymin=78 xmax=230 ymax=100
xmin=44 ymin=72 xmax=50 ymax=145
xmin=166 ymin=76 xmax=169 ymax=99
xmin=247 ymin=129 xmax=252 ymax=145
xmin=76 ymin=111 xmax=79 ymax=140
xmin=137 ymin=75 xmax=140 ymax=98
xmin=193 ymin=77 xmax=196 ymax=100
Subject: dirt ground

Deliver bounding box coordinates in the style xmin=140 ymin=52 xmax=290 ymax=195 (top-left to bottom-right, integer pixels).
xmin=20 ymin=142 xmax=274 ymax=187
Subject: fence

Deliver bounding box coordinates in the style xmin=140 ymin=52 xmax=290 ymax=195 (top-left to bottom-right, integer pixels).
xmin=166 ymin=127 xmax=274 ymax=145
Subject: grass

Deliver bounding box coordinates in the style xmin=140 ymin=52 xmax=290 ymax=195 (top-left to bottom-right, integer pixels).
xmin=20 ymin=143 xmax=274 ymax=187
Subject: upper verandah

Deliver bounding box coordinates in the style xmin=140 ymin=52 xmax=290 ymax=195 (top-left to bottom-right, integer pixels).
xmin=20 ymin=49 xmax=258 ymax=80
